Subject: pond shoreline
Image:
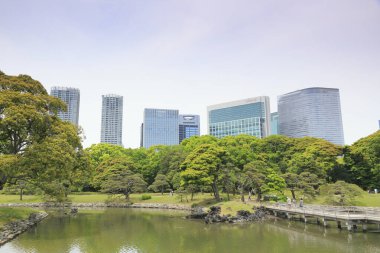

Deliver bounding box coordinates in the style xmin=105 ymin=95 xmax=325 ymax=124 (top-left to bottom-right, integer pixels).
xmin=0 ymin=211 xmax=48 ymax=246
xmin=0 ymin=202 xmax=194 ymax=211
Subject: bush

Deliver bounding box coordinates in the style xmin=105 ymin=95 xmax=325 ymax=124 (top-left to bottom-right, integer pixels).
xmin=141 ymin=194 xmax=152 ymax=200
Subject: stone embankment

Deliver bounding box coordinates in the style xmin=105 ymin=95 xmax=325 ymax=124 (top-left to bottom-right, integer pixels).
xmin=187 ymin=206 xmax=267 ymax=224
xmin=0 ymin=211 xmax=48 ymax=246
xmin=0 ymin=202 xmax=193 ymax=211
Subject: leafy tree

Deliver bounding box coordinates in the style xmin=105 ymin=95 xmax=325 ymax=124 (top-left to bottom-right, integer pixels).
xmin=283 ymin=172 xmax=321 ymax=200
xmin=93 ymin=157 xmax=137 ymax=189
xmin=20 ymin=122 xmax=86 ymax=201
xmin=219 ymin=162 xmax=238 ymax=200
xmin=344 ymin=130 xmax=380 ymax=189
xmin=85 ymin=143 xmax=129 ymax=169
xmin=148 ymin=174 xmax=170 ymax=195
xmin=101 ymin=169 xmax=147 ymax=201
xmin=243 ymin=161 xmax=285 ymax=201
xmin=320 ymin=181 xmax=363 ymax=206
xmin=181 ymin=144 xmax=228 ymax=201
xmin=0 ymin=72 xmax=66 ymax=189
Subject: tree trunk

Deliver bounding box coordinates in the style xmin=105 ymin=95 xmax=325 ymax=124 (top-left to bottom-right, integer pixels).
xmin=191 ymin=191 xmax=194 ymax=201
xmin=227 ymin=191 xmax=230 ymax=201
xmin=20 ymin=188 xmax=23 ymax=201
xmin=240 ymin=188 xmax=245 ymax=202
xmin=125 ymin=192 xmax=130 ymax=201
xmin=161 ymin=187 xmax=164 ymax=195
xmin=256 ymin=189 xmax=262 ymax=202
xmin=291 ymin=189 xmax=296 ymax=200
xmin=212 ymin=180 xmax=220 ymax=201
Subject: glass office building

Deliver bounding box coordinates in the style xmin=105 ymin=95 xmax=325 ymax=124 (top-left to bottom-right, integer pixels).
xmin=143 ymin=108 xmax=179 ymax=148
xmin=100 ymin=94 xmax=123 ymax=146
xmin=270 ymin=112 xmax=279 ymax=135
xmin=179 ymin=115 xmax=200 ymax=143
xmin=207 ymin=96 xmax=270 ymax=138
xmin=50 ymin=87 xmax=80 ymax=125
xmin=278 ymin=87 xmax=344 ymax=146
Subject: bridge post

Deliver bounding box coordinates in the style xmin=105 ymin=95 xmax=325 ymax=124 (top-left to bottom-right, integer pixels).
xmin=346 ymin=221 xmax=353 ymax=232
xmin=337 ymin=221 xmax=342 ymax=229
xmin=303 ymin=215 xmax=307 ymax=223
xmin=322 ymin=218 xmax=328 ymax=227
xmin=362 ymin=223 xmax=367 ymax=232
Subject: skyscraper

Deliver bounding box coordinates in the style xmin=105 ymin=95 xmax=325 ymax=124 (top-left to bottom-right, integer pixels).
xmin=270 ymin=112 xmax=279 ymax=135
xmin=179 ymin=114 xmax=200 ymax=143
xmin=207 ymin=96 xmax=271 ymax=138
xmin=50 ymin=87 xmax=80 ymax=125
xmin=278 ymin=87 xmax=344 ymax=145
xmin=100 ymin=94 xmax=123 ymax=146
xmin=143 ymin=108 xmax=179 ymax=148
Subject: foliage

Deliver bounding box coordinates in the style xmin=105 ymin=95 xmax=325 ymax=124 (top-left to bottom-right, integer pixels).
xmin=0 ymin=72 xmax=89 ymax=202
xmin=101 ymin=169 xmax=147 ymax=201
xmin=141 ymin=194 xmax=152 ymax=200
xmin=320 ymin=181 xmax=363 ymax=206
xmin=344 ymin=130 xmax=380 ymax=189
xmin=180 ymin=144 xmax=228 ymax=201
xmin=148 ymin=174 xmax=170 ymax=194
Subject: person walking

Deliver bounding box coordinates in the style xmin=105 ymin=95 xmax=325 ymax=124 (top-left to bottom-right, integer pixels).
xmin=287 ymin=197 xmax=291 ymax=209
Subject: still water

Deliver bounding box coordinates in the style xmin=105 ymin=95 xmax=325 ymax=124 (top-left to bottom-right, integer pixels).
xmin=1 ymin=208 xmax=379 ymax=253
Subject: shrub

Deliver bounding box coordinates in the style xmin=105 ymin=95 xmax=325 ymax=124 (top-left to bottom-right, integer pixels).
xmin=141 ymin=194 xmax=152 ymax=200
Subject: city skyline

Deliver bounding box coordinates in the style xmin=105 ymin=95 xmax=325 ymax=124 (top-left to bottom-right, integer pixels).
xmin=1 ymin=0 xmax=379 ymax=147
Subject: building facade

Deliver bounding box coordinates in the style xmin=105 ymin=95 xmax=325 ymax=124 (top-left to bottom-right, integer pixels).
xmin=207 ymin=96 xmax=271 ymax=139
xmin=179 ymin=114 xmax=200 ymax=143
xmin=270 ymin=112 xmax=279 ymax=135
xmin=100 ymin=94 xmax=123 ymax=146
xmin=278 ymin=87 xmax=344 ymax=145
xmin=50 ymin=87 xmax=80 ymax=125
xmin=143 ymin=108 xmax=179 ymax=148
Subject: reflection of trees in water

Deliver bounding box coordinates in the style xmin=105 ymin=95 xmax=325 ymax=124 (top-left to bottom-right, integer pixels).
xmin=4 ymin=210 xmax=380 ymax=253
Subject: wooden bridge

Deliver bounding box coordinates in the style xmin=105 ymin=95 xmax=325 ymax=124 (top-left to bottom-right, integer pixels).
xmin=263 ymin=203 xmax=380 ymax=232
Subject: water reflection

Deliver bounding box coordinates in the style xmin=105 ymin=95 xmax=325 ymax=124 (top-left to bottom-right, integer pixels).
xmin=0 ymin=208 xmax=379 ymax=253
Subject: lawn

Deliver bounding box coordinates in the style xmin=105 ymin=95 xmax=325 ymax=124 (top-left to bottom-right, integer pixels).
xmin=0 ymin=207 xmax=37 ymax=227
xmin=1 ymin=190 xmax=379 ymax=217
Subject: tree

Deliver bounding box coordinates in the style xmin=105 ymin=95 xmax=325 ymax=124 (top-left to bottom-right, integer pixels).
xmin=93 ymin=157 xmax=137 ymax=189
xmin=219 ymin=162 xmax=238 ymax=201
xmin=320 ymin=181 xmax=363 ymax=206
xmin=101 ymin=169 xmax=147 ymax=201
xmin=344 ymin=131 xmax=380 ymax=189
xmin=0 ymin=72 xmax=66 ymax=189
xmin=180 ymin=144 xmax=228 ymax=201
xmin=148 ymin=174 xmax=170 ymax=195
xmin=243 ymin=161 xmax=285 ymax=201
xmin=20 ymin=122 xmax=87 ymax=201
xmin=283 ymin=172 xmax=321 ymax=200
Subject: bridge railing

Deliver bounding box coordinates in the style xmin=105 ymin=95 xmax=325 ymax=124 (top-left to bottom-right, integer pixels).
xmin=261 ymin=202 xmax=380 ymax=221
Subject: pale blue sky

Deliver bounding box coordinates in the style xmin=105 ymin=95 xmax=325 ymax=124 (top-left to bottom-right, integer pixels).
xmin=1 ymin=0 xmax=379 ymax=147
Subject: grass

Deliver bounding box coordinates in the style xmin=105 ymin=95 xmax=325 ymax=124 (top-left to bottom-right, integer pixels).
xmin=1 ymin=190 xmax=380 ymax=217
xmin=0 ymin=207 xmax=36 ymax=227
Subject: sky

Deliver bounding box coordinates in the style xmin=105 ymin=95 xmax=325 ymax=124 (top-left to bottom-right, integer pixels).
xmin=1 ymin=0 xmax=379 ymax=148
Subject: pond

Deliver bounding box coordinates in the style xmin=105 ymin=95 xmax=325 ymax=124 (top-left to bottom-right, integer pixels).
xmin=1 ymin=208 xmax=379 ymax=253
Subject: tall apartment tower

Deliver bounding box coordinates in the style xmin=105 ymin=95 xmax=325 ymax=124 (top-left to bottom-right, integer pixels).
xmin=143 ymin=108 xmax=179 ymax=148
xmin=278 ymin=87 xmax=344 ymax=146
xmin=50 ymin=87 xmax=80 ymax=125
xmin=207 ymin=96 xmax=271 ymax=138
xmin=179 ymin=114 xmax=200 ymax=143
xmin=100 ymin=94 xmax=123 ymax=146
